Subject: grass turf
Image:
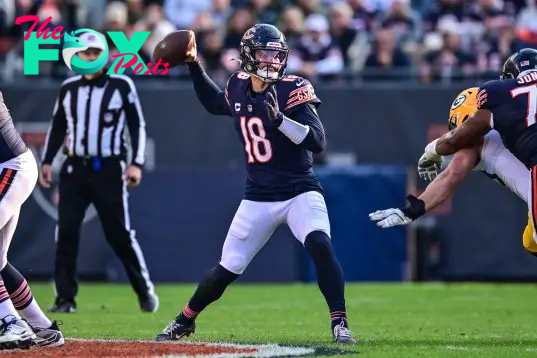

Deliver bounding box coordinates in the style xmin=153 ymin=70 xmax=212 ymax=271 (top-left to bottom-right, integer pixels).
xmin=27 ymin=283 xmax=537 ymax=357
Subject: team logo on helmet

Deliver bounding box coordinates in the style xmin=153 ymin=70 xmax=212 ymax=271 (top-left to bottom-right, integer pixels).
xmin=243 ymin=27 xmax=256 ymax=40
xmin=451 ymin=94 xmax=466 ymax=110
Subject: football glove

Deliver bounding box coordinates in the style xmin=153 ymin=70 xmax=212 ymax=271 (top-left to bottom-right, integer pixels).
xmin=369 ymin=195 xmax=426 ymax=228
xmin=264 ymin=86 xmax=284 ymax=125
xmin=418 ymin=152 xmax=442 ymax=182
xmin=369 ymin=208 xmax=412 ymax=228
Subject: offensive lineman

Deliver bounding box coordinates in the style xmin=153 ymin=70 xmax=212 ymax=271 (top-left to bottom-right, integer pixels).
xmin=0 ymin=92 xmax=64 ymax=349
xmin=155 ymin=25 xmax=356 ymax=344
xmin=394 ymin=48 xmax=537 ymax=248
xmin=369 ymin=87 xmax=537 ymax=254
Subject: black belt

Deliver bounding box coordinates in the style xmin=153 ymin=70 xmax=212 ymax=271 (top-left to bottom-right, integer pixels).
xmin=67 ymin=155 xmax=123 ymax=172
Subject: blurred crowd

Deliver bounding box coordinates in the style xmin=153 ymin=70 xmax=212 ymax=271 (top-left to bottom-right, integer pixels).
xmin=0 ymin=0 xmax=536 ymax=84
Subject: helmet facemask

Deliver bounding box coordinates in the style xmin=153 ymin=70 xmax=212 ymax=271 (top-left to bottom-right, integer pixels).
xmin=240 ymin=45 xmax=288 ymax=82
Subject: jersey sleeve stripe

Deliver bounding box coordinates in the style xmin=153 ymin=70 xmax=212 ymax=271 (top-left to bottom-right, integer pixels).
xmin=288 ymin=86 xmax=306 ymax=97
xmin=285 ymin=96 xmax=316 ymax=111
xmin=285 ymin=84 xmax=318 ymax=110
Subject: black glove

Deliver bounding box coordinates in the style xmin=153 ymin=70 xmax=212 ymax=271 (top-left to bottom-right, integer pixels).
xmin=264 ymin=85 xmax=284 ymax=126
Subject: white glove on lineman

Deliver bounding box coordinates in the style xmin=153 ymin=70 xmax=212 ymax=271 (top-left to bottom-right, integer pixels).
xmin=418 ymin=153 xmax=442 ymax=181
xmin=418 ymin=139 xmax=442 ymax=181
xmin=369 ymin=209 xmax=412 ymax=228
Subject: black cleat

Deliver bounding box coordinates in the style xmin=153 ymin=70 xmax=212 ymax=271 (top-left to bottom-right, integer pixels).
xmin=48 ymin=299 xmax=76 ymax=313
xmin=155 ymin=317 xmax=196 ymax=341
xmin=139 ymin=293 xmax=159 ymax=313
xmin=32 ymin=320 xmax=65 ymax=347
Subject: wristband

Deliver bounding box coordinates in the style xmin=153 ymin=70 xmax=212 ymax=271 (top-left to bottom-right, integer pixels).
xmin=401 ymin=195 xmax=426 ymax=220
xmin=424 ymin=138 xmax=439 ymax=157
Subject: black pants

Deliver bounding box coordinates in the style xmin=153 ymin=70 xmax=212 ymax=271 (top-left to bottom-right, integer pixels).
xmin=54 ymin=157 xmax=153 ymax=302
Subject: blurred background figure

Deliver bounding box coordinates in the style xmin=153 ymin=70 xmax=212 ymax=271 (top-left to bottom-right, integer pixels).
xmin=136 ymin=4 xmax=176 ymax=66
xmin=197 ymin=26 xmax=229 ymax=85
xmin=279 ymin=6 xmax=305 ymax=48
xmin=364 ymin=27 xmax=412 ymax=80
xmin=287 ymin=13 xmax=344 ymax=82
xmin=164 ymin=0 xmax=212 ymax=30
xmin=379 ymin=0 xmax=422 ymax=46
xmin=0 ymin=0 xmax=534 ymax=83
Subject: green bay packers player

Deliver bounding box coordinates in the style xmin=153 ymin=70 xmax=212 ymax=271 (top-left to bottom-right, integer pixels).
xmin=369 ymin=87 xmax=537 ymax=255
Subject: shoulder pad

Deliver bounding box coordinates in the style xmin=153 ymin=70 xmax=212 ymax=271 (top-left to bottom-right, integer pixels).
xmin=225 ymin=72 xmax=251 ymax=106
xmin=279 ymin=76 xmax=320 ymax=112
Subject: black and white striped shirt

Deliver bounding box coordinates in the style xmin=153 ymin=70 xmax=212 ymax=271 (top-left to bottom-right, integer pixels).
xmin=42 ymin=73 xmax=146 ymax=167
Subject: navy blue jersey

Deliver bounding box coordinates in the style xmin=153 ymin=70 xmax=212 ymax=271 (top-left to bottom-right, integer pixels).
xmin=0 ymin=97 xmax=28 ymax=163
xmin=224 ymin=72 xmax=323 ymax=201
xmin=477 ymin=73 xmax=537 ymax=168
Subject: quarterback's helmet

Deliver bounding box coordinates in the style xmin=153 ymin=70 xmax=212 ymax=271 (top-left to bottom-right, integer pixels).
xmin=500 ymin=48 xmax=537 ymax=80
xmin=448 ymin=87 xmax=479 ymax=130
xmin=239 ymin=24 xmax=289 ymax=82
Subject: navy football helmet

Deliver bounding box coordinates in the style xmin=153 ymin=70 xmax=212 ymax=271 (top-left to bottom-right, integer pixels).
xmin=239 ymin=24 xmax=289 ymax=82
xmin=501 ymin=48 xmax=537 ymax=80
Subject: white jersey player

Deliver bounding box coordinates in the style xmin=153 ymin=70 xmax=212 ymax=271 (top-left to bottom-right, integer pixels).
xmin=369 ymin=88 xmax=537 ymax=254
xmin=0 ymin=92 xmax=64 ymax=349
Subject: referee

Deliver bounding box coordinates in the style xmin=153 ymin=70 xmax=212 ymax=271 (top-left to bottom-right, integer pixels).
xmin=38 ymin=32 xmax=158 ymax=313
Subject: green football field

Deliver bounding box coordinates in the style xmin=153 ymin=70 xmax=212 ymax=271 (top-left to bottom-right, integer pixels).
xmin=27 ymin=282 xmax=537 ymax=357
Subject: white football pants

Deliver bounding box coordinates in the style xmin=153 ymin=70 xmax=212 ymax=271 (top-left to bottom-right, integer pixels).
xmin=0 ymin=150 xmax=38 ymax=270
xmin=220 ymin=191 xmax=331 ymax=275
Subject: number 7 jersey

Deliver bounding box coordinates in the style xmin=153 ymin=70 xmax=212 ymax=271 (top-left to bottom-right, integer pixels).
xmin=224 ymin=71 xmax=323 ymax=202
xmin=477 ymin=73 xmax=537 ymax=169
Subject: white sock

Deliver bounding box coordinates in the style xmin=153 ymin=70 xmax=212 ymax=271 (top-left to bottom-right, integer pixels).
xmin=8 ymin=280 xmax=52 ymax=328
xmin=17 ymin=298 xmax=52 ymax=329
xmin=0 ymin=291 xmax=20 ymax=321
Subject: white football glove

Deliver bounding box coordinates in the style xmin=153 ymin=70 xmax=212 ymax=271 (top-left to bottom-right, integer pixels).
xmin=369 ymin=208 xmax=413 ymax=228
xmin=418 ymin=152 xmax=442 ymax=182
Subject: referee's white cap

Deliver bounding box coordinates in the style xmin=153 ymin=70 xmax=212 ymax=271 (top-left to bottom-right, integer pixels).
xmin=79 ymin=32 xmax=106 ymax=51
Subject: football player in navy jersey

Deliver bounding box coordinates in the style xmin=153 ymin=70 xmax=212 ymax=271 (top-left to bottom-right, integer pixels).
xmin=156 ymin=24 xmax=356 ymax=345
xmin=0 ymin=93 xmax=64 ymax=349
xmin=414 ymin=48 xmax=537 ymax=256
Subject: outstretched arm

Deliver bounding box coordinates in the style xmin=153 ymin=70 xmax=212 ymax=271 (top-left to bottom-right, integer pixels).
xmin=42 ymin=88 xmax=68 ymax=165
xmin=369 ymin=146 xmax=479 ymax=228
xmin=418 ymin=146 xmax=479 ymax=212
xmin=186 ymin=60 xmax=231 ymax=116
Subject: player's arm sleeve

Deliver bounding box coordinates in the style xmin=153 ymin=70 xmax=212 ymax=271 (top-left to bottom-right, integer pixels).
xmin=277 ymin=103 xmax=326 ymax=154
xmin=42 ymin=87 xmax=68 ymax=165
xmin=122 ymin=77 xmax=146 ymax=168
xmin=418 ymin=146 xmax=479 ymax=212
xmin=186 ymin=60 xmax=231 ymax=116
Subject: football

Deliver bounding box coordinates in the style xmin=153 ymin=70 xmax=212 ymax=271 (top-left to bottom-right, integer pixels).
xmin=152 ymin=30 xmax=193 ymax=68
